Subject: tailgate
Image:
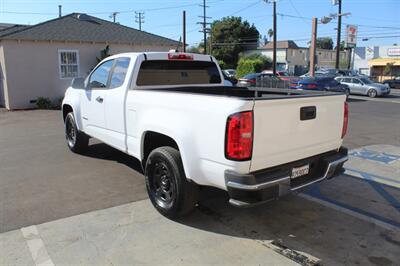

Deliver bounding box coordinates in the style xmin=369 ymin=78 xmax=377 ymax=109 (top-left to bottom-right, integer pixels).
xmin=250 ymin=95 xmax=345 ymax=172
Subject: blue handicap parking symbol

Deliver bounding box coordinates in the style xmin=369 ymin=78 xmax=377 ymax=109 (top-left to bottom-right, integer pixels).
xmin=349 ymin=149 xmax=400 ymax=164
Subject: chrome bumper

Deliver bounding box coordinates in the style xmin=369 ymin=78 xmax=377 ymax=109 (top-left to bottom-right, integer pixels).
xmin=225 ymin=147 xmax=348 ymax=207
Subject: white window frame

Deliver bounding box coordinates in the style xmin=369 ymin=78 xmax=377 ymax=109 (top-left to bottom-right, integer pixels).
xmin=58 ymin=49 xmax=80 ymax=79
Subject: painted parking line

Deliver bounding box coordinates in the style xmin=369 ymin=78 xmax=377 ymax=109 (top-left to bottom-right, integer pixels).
xmin=345 ymin=145 xmax=400 ymax=188
xmin=345 ymin=167 xmax=400 ymax=189
xmin=349 ymin=149 xmax=400 ymax=165
xmin=300 ymin=189 xmax=400 ymax=232
xmin=21 ymin=225 xmax=54 ymax=266
xmin=302 ymin=144 xmax=400 ymax=230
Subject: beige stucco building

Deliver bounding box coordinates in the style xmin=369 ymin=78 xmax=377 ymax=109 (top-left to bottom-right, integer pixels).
xmin=0 ymin=13 xmax=180 ymax=110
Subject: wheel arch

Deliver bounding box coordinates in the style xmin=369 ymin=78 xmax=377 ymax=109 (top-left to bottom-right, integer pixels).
xmin=141 ymin=131 xmax=181 ymax=170
xmin=62 ymin=104 xmax=73 ymax=121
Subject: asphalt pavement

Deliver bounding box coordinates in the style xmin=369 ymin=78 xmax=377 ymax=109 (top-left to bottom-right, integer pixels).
xmin=0 ymin=95 xmax=399 ymax=265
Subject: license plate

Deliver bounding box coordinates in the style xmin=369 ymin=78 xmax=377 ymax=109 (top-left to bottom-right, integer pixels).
xmin=291 ymin=164 xmax=310 ymax=179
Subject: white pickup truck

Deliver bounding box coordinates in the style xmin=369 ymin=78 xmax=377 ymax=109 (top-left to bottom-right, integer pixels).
xmin=62 ymin=52 xmax=348 ymax=218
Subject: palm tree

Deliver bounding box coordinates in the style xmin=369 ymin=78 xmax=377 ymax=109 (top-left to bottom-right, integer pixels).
xmin=267 ymin=29 xmax=274 ymax=40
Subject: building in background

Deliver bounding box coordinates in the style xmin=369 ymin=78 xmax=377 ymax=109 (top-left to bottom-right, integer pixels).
xmin=0 ymin=13 xmax=180 ymax=110
xmin=245 ymin=40 xmax=348 ymax=76
xmin=353 ymin=45 xmax=400 ymax=81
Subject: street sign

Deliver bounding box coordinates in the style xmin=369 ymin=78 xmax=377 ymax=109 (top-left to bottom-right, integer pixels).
xmin=332 ymin=0 xmax=339 ymax=5
xmin=346 ymin=24 xmax=357 ymax=48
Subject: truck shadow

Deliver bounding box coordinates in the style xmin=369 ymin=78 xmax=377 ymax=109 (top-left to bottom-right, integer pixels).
xmin=177 ymin=178 xmax=400 ymax=266
xmin=83 ymin=142 xmax=144 ymax=174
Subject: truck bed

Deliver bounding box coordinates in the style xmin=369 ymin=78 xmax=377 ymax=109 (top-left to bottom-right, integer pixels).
xmin=141 ymin=86 xmax=342 ymax=100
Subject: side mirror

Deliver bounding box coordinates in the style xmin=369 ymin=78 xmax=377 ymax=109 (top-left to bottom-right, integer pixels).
xmin=71 ymin=77 xmax=85 ymax=89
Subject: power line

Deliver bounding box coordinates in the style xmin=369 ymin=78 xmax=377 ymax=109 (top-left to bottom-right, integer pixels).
xmin=288 ymin=0 xmax=309 ymax=25
xmin=229 ymin=0 xmax=261 ymax=16
xmin=0 ymin=0 xmax=226 ymax=16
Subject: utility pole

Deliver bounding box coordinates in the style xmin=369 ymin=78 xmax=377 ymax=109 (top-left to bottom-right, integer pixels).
xmin=135 ymin=11 xmax=145 ymax=31
xmin=198 ymin=0 xmax=210 ymax=54
xmin=58 ymin=5 xmax=62 ymax=18
xmin=335 ymin=0 xmax=342 ymax=69
xmin=310 ymin=18 xmax=318 ymax=77
xmin=264 ymin=0 xmax=277 ymax=75
xmin=272 ymin=0 xmax=277 ymax=75
xmin=183 ymin=11 xmax=186 ymax=52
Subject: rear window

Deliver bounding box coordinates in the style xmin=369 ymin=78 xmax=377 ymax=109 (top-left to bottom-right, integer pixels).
xmin=136 ymin=60 xmax=221 ymax=86
xmin=243 ymin=73 xmax=259 ymax=79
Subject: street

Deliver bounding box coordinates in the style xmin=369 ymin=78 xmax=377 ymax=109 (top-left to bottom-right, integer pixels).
xmin=1 ymin=95 xmax=399 ymax=265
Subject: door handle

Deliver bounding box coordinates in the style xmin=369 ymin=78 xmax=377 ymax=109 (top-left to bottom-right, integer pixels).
xmin=96 ymin=96 xmax=103 ymax=103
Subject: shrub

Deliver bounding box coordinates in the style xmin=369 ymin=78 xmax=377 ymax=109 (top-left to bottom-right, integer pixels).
xmin=36 ymin=97 xmax=52 ymax=109
xmin=236 ymin=54 xmax=271 ymax=78
xmin=218 ymin=60 xmax=226 ymax=70
xmin=52 ymin=97 xmax=64 ymax=110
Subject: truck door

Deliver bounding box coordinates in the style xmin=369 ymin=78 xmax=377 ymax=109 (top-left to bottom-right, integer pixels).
xmin=104 ymin=57 xmax=131 ymax=151
xmin=80 ymin=59 xmax=114 ymax=140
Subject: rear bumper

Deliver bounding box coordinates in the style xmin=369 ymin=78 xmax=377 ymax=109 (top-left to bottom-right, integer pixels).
xmin=225 ymin=147 xmax=348 ymax=207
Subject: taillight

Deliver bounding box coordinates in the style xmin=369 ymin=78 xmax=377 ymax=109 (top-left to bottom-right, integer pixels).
xmin=342 ymin=102 xmax=349 ymax=138
xmin=307 ymin=83 xmax=317 ymax=89
xmin=225 ymin=111 xmax=253 ymax=160
xmin=248 ymin=78 xmax=256 ymax=84
xmin=168 ymin=53 xmax=194 ymax=60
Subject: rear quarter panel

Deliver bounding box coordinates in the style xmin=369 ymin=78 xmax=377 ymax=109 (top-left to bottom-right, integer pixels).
xmin=125 ymin=90 xmax=254 ymax=189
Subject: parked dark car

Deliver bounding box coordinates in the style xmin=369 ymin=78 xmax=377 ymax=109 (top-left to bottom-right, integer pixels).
xmin=383 ymin=77 xmax=400 ymax=89
xmin=290 ymin=76 xmax=350 ymax=96
xmin=237 ymin=73 xmax=261 ymax=87
xmin=238 ymin=73 xmax=289 ymax=88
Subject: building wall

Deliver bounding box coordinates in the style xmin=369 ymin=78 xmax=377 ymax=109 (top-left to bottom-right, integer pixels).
xmin=353 ymin=45 xmax=400 ymax=76
xmin=286 ymin=48 xmax=308 ymax=66
xmin=1 ymin=40 xmax=176 ymax=109
xmin=316 ymin=49 xmax=348 ymax=68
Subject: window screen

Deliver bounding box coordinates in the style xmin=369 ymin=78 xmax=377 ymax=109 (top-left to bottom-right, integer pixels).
xmin=136 ymin=60 xmax=221 ymax=86
xmin=59 ymin=50 xmax=79 ymax=78
xmin=110 ymin=58 xmax=130 ymax=88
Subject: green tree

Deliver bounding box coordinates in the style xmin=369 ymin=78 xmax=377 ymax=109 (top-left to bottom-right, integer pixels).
xmin=210 ymin=16 xmax=259 ymax=68
xmin=96 ymin=45 xmax=111 ymax=63
xmin=267 ymin=28 xmax=274 ymax=40
xmin=186 ymin=42 xmax=206 ymax=54
xmin=316 ymin=37 xmax=334 ymax=50
xmin=236 ymin=54 xmax=272 ymax=78
xmin=384 ymin=62 xmax=395 ymax=77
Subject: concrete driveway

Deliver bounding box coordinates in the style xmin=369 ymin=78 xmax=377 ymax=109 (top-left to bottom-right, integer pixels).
xmin=0 ymin=100 xmax=399 ymax=265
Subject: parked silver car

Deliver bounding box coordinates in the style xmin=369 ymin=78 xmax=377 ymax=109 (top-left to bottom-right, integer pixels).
xmin=335 ymin=76 xmax=390 ymax=98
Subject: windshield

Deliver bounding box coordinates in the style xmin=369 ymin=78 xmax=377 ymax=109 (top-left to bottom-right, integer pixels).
xmin=359 ymin=78 xmax=373 ymax=84
xmin=137 ymin=60 xmax=221 ymax=86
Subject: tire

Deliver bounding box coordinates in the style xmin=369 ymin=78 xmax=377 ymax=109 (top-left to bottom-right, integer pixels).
xmin=64 ymin=112 xmax=89 ymax=153
xmin=368 ymin=89 xmax=377 ymax=98
xmin=145 ymin=146 xmax=199 ymax=219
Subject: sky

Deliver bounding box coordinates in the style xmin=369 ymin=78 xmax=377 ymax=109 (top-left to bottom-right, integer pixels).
xmin=0 ymin=0 xmax=399 ymax=48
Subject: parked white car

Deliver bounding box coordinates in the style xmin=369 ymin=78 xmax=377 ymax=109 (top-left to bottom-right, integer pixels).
xmin=62 ymin=52 xmax=348 ymax=218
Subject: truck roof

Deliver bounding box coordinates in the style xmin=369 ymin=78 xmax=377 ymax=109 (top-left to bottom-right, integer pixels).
xmin=105 ymin=51 xmax=215 ymax=62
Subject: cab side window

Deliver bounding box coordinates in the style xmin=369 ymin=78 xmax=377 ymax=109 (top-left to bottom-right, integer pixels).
xmin=89 ymin=60 xmax=114 ymax=89
xmin=110 ymin=58 xmax=131 ymax=88
xmin=352 ymin=78 xmax=361 ymax=84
